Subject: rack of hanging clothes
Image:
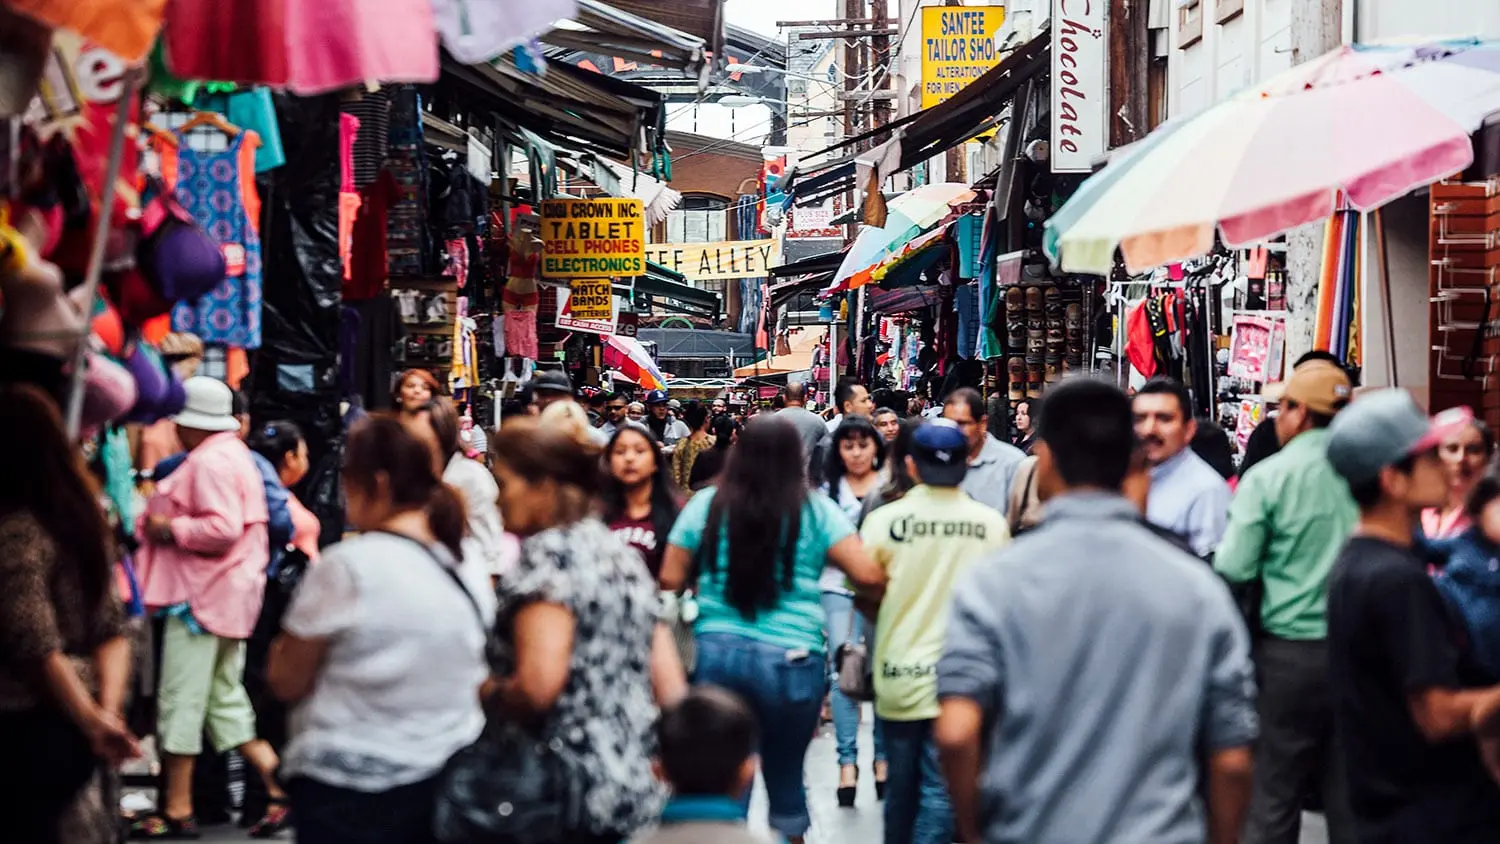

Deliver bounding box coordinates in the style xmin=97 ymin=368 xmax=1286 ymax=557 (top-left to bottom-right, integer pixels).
xmin=1118 ymin=257 xmax=1228 ymax=420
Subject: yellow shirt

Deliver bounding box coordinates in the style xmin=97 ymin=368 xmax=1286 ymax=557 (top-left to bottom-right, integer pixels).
xmin=861 ymin=485 xmax=1010 ymax=721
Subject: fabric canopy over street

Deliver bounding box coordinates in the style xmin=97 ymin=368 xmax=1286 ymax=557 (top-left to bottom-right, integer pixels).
xmin=542 ymin=0 xmax=709 ymax=81
xmin=439 ymin=52 xmax=666 ymax=161
xmin=781 ymin=27 xmax=1051 ymax=207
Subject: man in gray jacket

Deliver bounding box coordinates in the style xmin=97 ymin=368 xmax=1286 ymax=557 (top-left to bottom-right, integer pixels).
xmin=629 ymin=687 xmax=780 ymax=844
xmin=936 ymin=378 xmax=1257 ymax=844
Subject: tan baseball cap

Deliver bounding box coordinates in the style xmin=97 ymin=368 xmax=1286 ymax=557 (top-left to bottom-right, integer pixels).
xmin=1269 ymin=361 xmax=1353 ymax=415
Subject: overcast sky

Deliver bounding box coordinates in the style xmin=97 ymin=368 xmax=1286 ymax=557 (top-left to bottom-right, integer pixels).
xmin=726 ymin=0 xmax=838 ymax=39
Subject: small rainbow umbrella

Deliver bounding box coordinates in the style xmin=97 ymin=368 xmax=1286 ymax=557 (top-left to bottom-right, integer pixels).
xmin=604 ymin=334 xmax=668 ymax=391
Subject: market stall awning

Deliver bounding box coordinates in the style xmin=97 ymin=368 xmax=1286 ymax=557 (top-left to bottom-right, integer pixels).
xmin=783 ymin=27 xmax=1051 ymax=206
xmin=769 ymin=273 xmax=835 ymax=312
xmin=615 ymin=262 xmax=722 ymax=320
xmin=733 ymin=351 xmax=813 ymax=377
xmin=542 ymin=0 xmax=709 ymax=79
xmin=769 ymin=249 xmax=846 ymax=279
xmin=869 ymin=284 xmax=942 ymax=315
xmin=439 ymin=52 xmax=666 ymax=161
xmin=601 ymin=0 xmax=726 ymax=65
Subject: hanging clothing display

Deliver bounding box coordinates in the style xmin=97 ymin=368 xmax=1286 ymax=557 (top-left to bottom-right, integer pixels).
xmin=345 ymin=170 xmax=397 ymax=301
xmin=164 ymin=129 xmax=265 ymax=349
xmin=342 ymin=87 xmax=391 ymax=189
xmin=338 ymin=113 xmax=362 ymax=281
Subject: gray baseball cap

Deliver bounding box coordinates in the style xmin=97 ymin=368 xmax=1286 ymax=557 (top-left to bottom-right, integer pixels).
xmin=1326 ymin=389 xmax=1473 ymax=485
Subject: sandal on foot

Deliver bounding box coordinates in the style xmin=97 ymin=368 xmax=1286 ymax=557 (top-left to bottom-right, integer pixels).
xmin=248 ymin=801 xmax=292 ymax=839
xmin=129 ymin=814 xmax=201 ymax=840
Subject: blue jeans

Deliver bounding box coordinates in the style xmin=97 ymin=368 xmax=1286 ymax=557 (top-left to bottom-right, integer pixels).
xmin=882 ymin=719 xmax=953 ymax=844
xmin=822 ymin=591 xmax=886 ymax=767
xmin=695 ymin=632 xmax=826 ymax=839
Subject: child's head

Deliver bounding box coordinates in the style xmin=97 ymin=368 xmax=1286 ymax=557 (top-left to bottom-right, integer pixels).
xmin=1468 ymin=475 xmax=1500 ymax=542
xmin=655 ymin=686 xmax=758 ymax=798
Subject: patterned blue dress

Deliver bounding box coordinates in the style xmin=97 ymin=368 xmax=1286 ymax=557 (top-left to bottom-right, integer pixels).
xmin=170 ymin=131 xmax=263 ymax=349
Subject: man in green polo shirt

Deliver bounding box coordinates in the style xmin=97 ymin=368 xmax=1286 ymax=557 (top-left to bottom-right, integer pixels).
xmin=861 ymin=419 xmax=1009 ymax=844
xmin=1216 ymin=360 xmax=1358 ymax=844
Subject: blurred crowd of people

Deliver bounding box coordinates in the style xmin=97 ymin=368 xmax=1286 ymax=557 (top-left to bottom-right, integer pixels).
xmin=5 ymin=359 xmax=1500 ymax=844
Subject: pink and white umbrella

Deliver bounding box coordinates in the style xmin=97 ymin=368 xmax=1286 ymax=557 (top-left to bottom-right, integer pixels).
xmin=1046 ymin=39 xmax=1500 ymax=274
xmin=603 ymin=334 xmax=668 ymax=391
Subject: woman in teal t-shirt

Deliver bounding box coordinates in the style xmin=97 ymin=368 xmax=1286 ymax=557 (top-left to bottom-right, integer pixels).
xmin=661 ymin=416 xmax=884 ymax=844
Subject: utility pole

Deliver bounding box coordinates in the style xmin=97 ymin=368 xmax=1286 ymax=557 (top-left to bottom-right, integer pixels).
xmin=870 ymin=0 xmax=892 ymax=131
xmin=1108 ymin=0 xmax=1149 ymax=148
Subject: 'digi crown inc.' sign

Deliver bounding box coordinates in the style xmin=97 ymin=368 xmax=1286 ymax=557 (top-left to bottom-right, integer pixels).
xmin=1050 ymin=0 xmax=1107 ymax=173
xmin=540 ymin=198 xmax=646 ymax=278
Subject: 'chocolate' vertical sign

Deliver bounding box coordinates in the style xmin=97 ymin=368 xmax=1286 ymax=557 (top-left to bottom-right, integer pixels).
xmin=1051 ymin=0 xmax=1108 ymax=172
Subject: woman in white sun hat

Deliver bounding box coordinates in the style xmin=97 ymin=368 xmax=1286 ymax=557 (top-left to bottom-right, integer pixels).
xmin=133 ymin=376 xmax=291 ymax=839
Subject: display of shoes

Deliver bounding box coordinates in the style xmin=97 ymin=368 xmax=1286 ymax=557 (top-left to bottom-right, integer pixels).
xmin=1026 ymin=327 xmax=1045 ymax=365
xmin=1045 ymin=355 xmax=1062 ymax=384
xmin=1026 ymin=362 xmax=1044 ymax=399
xmin=1025 ymin=286 xmax=1043 ymax=330
xmin=1005 ymin=286 xmax=1024 ymax=352
xmin=1008 ymin=357 xmax=1025 ymax=400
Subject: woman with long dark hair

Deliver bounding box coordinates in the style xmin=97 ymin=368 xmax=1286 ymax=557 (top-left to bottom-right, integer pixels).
xmin=474 ymin=418 xmax=685 ymax=844
xmin=671 ymin=402 xmax=713 ymax=492
xmin=687 ymin=414 xmax=739 ymax=491
xmin=660 ymin=416 xmax=885 ymax=844
xmin=0 ymin=384 xmax=139 ymax=842
xmin=601 ymin=424 xmax=682 ymax=578
xmin=269 ymin=416 xmax=492 ymax=844
xmin=821 ymin=416 xmax=888 ymax=804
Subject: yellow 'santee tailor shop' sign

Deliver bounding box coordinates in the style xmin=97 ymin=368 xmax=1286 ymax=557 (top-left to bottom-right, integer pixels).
xmin=540 ymin=198 xmax=646 ymax=279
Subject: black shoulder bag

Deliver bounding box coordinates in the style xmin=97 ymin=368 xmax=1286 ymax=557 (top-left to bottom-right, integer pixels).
xmin=387 ymin=533 xmax=586 ymax=844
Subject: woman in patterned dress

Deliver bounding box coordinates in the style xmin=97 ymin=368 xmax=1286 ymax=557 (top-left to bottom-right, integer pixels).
xmin=484 ymin=417 xmax=688 ymax=842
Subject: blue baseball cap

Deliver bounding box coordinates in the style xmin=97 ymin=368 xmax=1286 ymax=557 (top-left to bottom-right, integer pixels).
xmin=645 ymin=389 xmax=670 ymax=405
xmin=910 ymin=420 xmax=969 ymax=486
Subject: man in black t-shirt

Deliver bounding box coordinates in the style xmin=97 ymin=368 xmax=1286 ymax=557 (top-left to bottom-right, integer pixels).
xmin=1326 ymin=391 xmax=1500 ymax=842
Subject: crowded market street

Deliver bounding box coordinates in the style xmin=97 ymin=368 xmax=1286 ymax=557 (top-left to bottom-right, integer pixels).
xmin=7 ymin=2 xmax=1500 ymax=844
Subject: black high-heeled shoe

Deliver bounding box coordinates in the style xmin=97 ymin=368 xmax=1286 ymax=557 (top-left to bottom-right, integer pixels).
xmin=837 ymin=765 xmax=858 ymax=808
xmin=874 ymin=762 xmax=888 ymax=801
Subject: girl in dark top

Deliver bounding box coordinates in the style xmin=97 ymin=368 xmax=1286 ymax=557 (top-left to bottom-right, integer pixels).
xmin=0 ymin=385 xmax=139 ymax=842
xmin=688 ymin=415 xmax=739 ymax=491
xmin=601 ymin=423 xmax=682 ymax=578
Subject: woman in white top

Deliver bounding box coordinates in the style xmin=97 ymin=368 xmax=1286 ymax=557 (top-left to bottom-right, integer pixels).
xmin=820 ymin=416 xmax=888 ymax=805
xmin=268 ymin=415 xmax=494 ymax=844
xmin=425 ymin=397 xmax=513 ymax=581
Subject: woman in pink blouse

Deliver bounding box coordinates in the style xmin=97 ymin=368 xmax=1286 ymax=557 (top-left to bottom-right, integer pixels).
xmin=133 ymin=377 xmax=289 ymax=839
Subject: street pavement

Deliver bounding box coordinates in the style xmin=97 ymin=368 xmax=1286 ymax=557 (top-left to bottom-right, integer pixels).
xmin=193 ymin=708 xmax=1330 ymax=843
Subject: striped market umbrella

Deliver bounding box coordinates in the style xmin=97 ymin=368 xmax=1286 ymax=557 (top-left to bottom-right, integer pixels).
xmin=1045 ymin=39 xmax=1500 ymax=275
xmin=603 ymin=334 xmax=668 ymax=391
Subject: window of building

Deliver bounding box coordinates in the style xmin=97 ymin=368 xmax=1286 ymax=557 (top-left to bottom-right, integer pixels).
xmin=1177 ymin=1 xmax=1203 ymax=49
xmin=666 ymin=195 xmax=728 ymax=243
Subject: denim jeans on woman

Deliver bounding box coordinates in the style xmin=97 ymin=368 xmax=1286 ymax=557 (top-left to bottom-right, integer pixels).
xmin=821 ymin=591 xmax=886 ymax=768
xmin=881 ymin=719 xmax=953 ymax=844
xmin=695 ymin=632 xmax=827 ymax=839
